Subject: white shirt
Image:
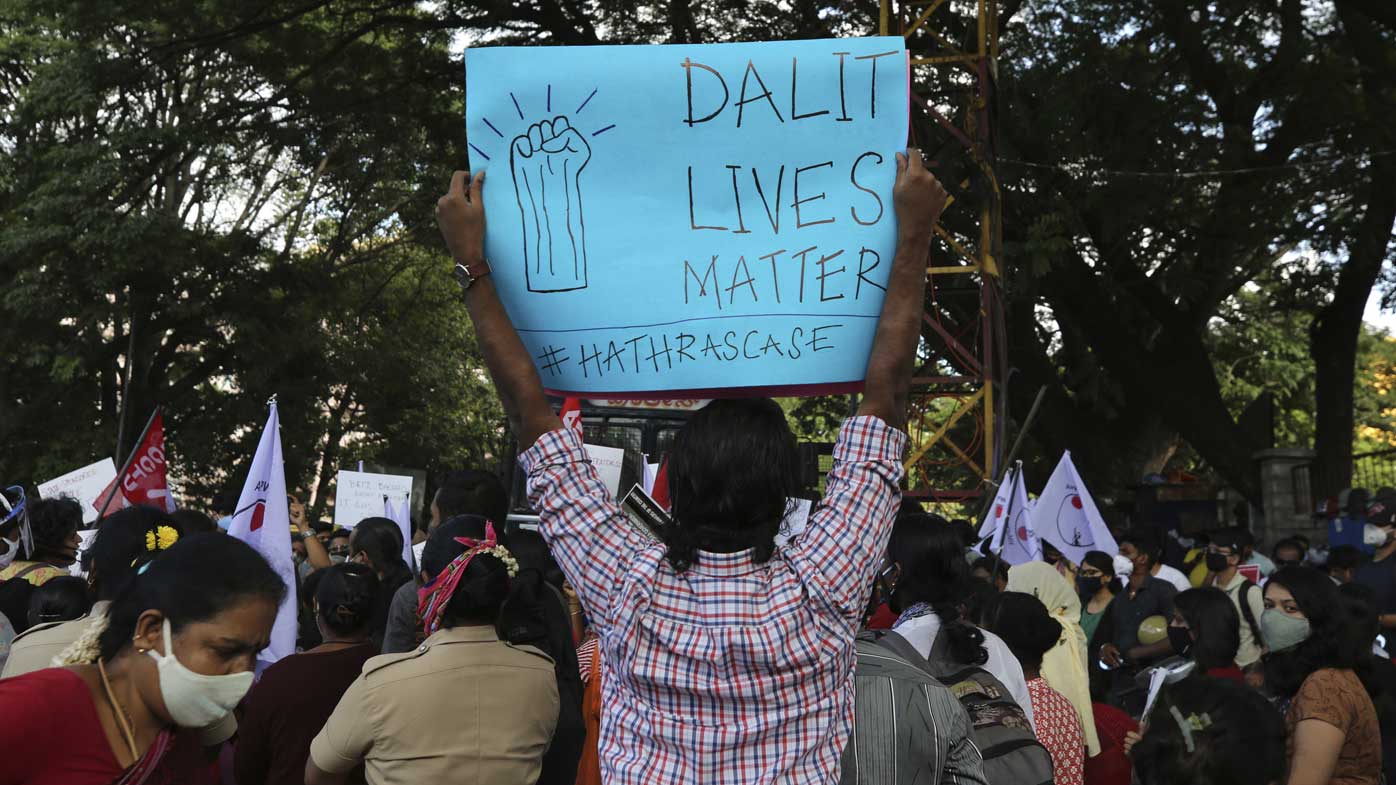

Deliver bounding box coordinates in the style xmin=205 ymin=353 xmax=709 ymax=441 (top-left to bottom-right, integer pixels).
xmin=1153 ymin=563 xmax=1192 ymax=592
xmin=896 ymin=611 xmax=1036 ymax=731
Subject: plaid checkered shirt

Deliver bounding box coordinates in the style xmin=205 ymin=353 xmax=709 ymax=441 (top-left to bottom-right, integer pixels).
xmin=521 ymin=415 xmax=907 ymax=785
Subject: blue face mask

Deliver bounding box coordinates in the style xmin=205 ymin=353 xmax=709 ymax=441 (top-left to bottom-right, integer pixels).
xmin=1261 ymin=609 xmax=1311 ymax=652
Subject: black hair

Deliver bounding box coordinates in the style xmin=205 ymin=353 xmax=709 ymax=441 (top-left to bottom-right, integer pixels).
xmin=960 ymin=579 xmax=997 ymax=627
xmin=169 ymin=509 xmax=218 ymax=535
xmin=85 ymin=505 xmax=179 ymax=601
xmin=970 ymin=556 xmax=1009 ymax=585
xmin=981 ymin=591 xmax=1062 ymax=672
xmin=1327 ymin=544 xmax=1363 ymax=573
xmin=1130 ymin=676 xmax=1286 ymax=785
xmin=421 ymin=515 xmax=493 ymax=578
xmin=97 ymin=533 xmax=286 ymax=661
xmin=28 ymin=575 xmax=92 ymax=627
xmin=25 ymin=496 xmax=82 ymax=562
xmin=311 ymin=520 xmax=334 ymax=535
xmin=1119 ymin=528 xmax=1162 ymax=566
xmin=1173 ymin=587 xmax=1241 ymax=672
xmin=948 ymin=518 xmax=977 ymax=550
xmin=435 ymin=469 xmax=509 ymax=527
xmin=889 ymin=513 xmax=988 ymax=666
xmin=1271 ymin=538 xmax=1304 ymax=562
xmin=508 ymin=528 xmax=564 ymax=589
xmin=300 ymin=567 xmax=326 ymax=611
xmin=315 ymin=562 xmax=381 ymax=637
xmin=350 ymin=517 xmax=413 ymax=595
xmin=1081 ymin=550 xmax=1123 ymax=594
xmin=1336 ymin=582 xmax=1396 ymax=734
xmin=329 ymin=528 xmax=351 ymax=543
xmin=664 ymin=399 xmax=800 ymax=573
xmin=421 ymin=515 xmax=511 ymax=627
xmin=1262 ymin=566 xmax=1363 ymax=698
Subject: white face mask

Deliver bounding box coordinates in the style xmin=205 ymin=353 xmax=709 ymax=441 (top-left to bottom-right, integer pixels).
xmin=146 ymin=618 xmax=255 ymax=728
xmin=0 ymin=536 xmax=18 ymax=570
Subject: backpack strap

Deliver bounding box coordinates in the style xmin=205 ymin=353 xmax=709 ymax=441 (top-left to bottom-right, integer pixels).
xmin=7 ymin=563 xmax=50 ymax=583
xmin=861 ymin=628 xmax=940 ymax=677
xmin=1236 ymin=580 xmax=1263 ymax=646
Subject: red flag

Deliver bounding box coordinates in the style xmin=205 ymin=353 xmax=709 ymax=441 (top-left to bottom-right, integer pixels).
xmin=651 ymin=456 xmax=670 ymax=511
xmin=101 ymin=412 xmax=177 ymax=514
xmin=559 ymin=397 xmax=584 ymax=439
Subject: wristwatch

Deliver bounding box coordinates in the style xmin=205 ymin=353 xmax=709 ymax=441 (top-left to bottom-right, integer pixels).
xmin=454 ymin=257 xmax=492 ymax=291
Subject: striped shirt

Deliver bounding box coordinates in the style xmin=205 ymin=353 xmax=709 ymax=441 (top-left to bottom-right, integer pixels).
xmin=841 ymin=640 xmax=988 ymax=785
xmin=522 ymin=416 xmax=907 ymax=785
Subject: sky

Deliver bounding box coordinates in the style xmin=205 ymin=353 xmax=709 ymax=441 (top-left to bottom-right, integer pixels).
xmin=1368 ymin=288 xmax=1396 ymax=334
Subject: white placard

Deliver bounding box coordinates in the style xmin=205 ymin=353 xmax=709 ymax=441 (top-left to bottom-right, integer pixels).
xmin=68 ymin=528 xmax=100 ymax=577
xmin=333 ymin=470 xmax=415 ymax=530
xmin=39 ymin=458 xmax=118 ymax=524
xmin=585 ymin=444 xmax=625 ymax=497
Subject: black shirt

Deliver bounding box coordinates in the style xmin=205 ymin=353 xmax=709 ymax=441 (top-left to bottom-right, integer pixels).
xmin=1355 ymin=555 xmax=1396 ymax=617
xmin=1108 ymin=576 xmax=1177 ymax=652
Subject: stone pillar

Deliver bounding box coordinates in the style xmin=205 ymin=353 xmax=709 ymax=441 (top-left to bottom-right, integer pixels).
xmin=1254 ymin=448 xmax=1320 ymax=547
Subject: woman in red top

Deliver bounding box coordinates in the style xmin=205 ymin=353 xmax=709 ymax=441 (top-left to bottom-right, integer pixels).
xmin=0 ymin=533 xmax=284 ymax=785
xmin=984 ymin=591 xmax=1086 ymax=785
xmin=1169 ymin=588 xmax=1244 ymax=683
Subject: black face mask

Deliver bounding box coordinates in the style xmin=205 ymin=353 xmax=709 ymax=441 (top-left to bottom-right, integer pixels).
xmin=1167 ymin=625 xmax=1194 ymax=657
xmin=1205 ymin=553 xmax=1230 ymax=573
xmin=1077 ymin=576 xmax=1103 ymax=596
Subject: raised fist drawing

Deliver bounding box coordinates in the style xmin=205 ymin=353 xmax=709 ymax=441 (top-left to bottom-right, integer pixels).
xmin=510 ymin=116 xmax=592 ymax=293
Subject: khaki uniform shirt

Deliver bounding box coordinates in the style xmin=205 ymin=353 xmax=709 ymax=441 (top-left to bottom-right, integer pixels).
xmin=310 ymin=624 xmax=559 ymax=785
xmin=1 ymin=601 xmax=111 ymax=679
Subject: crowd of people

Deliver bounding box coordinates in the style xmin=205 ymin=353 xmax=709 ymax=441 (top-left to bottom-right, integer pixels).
xmin=0 ymin=154 xmax=1389 ymax=785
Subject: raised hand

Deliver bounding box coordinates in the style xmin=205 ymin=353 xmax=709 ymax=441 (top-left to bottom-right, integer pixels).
xmin=893 ymin=148 xmax=949 ymax=241
xmin=509 ymin=116 xmax=592 ymax=293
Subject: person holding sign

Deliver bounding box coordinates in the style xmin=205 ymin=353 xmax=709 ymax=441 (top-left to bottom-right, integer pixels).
xmin=435 ymin=148 xmax=946 ymax=782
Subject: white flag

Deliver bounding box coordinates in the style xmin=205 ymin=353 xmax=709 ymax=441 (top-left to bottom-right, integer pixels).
xmin=982 ymin=463 xmax=1040 ymax=565
xmin=227 ymin=401 xmax=297 ymax=664
xmin=1032 ymin=451 xmax=1118 ymax=565
xmin=385 ymin=494 xmax=416 ymax=571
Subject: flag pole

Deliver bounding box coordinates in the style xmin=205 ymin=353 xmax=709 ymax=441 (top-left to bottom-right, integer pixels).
xmin=97 ymin=405 xmax=161 ymax=522
xmin=975 ymin=386 xmax=1047 ymax=529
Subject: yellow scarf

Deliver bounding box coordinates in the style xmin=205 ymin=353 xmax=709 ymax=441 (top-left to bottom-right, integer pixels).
xmin=1007 ymin=561 xmax=1101 ymax=756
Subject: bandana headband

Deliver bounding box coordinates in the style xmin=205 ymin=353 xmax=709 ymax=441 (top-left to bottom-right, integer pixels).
xmin=415 ymin=521 xmax=518 ymax=636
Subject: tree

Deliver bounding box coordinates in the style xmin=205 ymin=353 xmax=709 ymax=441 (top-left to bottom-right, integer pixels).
xmin=0 ymin=1 xmax=504 ymax=509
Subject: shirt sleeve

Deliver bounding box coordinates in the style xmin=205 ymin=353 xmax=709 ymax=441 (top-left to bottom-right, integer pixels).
xmin=309 ymin=675 xmax=375 ymax=774
xmin=784 ymin=416 xmax=907 ymax=620
xmin=1291 ymin=670 xmax=1358 ymax=734
xmin=382 ymin=582 xmax=418 ymax=655
xmin=520 ymin=427 xmax=652 ymax=630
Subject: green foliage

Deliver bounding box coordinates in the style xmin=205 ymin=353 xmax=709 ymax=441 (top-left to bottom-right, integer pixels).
xmin=0 ymin=0 xmax=502 ymax=509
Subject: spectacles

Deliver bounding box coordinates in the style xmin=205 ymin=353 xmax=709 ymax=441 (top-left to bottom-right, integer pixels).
xmin=1207 ymin=546 xmax=1237 ymax=557
xmin=329 ymin=546 xmax=350 ymax=557
xmin=1078 ymin=569 xmax=1105 ymax=578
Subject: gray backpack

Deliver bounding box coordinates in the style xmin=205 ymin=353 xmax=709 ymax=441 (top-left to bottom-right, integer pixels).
xmin=860 ymin=628 xmax=1055 ymax=785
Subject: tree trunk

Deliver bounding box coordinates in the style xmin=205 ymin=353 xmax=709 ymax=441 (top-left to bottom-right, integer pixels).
xmin=1310 ymin=160 xmax=1396 ymax=499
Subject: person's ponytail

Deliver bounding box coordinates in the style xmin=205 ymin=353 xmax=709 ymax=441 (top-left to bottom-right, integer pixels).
xmin=932 ymin=601 xmax=990 ymax=666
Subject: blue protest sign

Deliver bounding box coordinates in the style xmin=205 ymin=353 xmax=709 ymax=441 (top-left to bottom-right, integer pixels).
xmin=465 ymin=37 xmax=908 ymax=395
